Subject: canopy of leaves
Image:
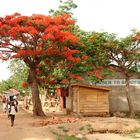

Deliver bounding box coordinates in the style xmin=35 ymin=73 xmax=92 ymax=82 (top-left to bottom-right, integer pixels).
xmin=0 ymin=13 xmax=91 ymax=87
xmin=49 ymin=0 xmax=77 ymax=16
xmin=0 ymin=12 xmax=114 ymax=88
xmin=88 ymin=31 xmax=140 ymax=77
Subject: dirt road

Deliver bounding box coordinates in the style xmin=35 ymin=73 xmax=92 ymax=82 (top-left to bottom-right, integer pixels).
xmin=0 ymin=106 xmax=56 ymax=140
xmin=0 ymin=104 xmax=139 ymax=140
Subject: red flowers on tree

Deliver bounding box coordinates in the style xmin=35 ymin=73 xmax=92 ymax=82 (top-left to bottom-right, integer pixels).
xmin=22 ymin=82 xmax=28 ymax=88
xmin=0 ymin=13 xmax=81 ymax=116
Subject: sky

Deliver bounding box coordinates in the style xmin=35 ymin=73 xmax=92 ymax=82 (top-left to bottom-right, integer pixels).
xmin=0 ymin=0 xmax=140 ymax=81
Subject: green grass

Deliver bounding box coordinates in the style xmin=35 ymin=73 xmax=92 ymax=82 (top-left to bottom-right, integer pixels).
xmin=57 ymin=126 xmax=65 ymax=129
xmin=125 ymin=128 xmax=140 ymax=139
xmin=135 ymin=115 xmax=140 ymax=120
xmin=79 ymin=126 xmax=85 ymax=131
xmin=57 ymin=135 xmax=83 ymax=140
xmin=87 ymin=127 xmax=94 ymax=134
xmin=62 ymin=128 xmax=69 ymax=132
xmin=86 ymin=124 xmax=92 ymax=127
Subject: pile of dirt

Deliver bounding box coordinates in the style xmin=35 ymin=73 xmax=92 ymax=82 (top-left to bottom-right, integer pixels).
xmin=32 ymin=116 xmax=80 ymax=127
xmin=31 ymin=116 xmax=140 ymax=137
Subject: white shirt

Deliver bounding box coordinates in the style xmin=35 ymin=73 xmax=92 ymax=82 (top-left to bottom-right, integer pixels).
xmin=10 ymin=106 xmax=16 ymax=115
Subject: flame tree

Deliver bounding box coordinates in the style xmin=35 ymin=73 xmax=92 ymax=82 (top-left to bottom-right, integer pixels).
xmin=0 ymin=13 xmax=81 ymax=116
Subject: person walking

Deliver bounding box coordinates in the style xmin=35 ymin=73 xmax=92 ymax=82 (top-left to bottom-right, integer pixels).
xmin=2 ymin=95 xmax=7 ymax=113
xmin=9 ymin=96 xmax=18 ymax=127
xmin=6 ymin=97 xmax=11 ymax=119
xmin=13 ymin=95 xmax=18 ymax=111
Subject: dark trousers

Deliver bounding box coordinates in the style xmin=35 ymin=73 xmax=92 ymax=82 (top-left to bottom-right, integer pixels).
xmin=10 ymin=115 xmax=15 ymax=126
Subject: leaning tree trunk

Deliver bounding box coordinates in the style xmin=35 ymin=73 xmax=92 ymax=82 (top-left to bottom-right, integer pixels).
xmin=28 ymin=68 xmax=46 ymax=117
xmin=125 ymin=76 xmax=135 ymax=118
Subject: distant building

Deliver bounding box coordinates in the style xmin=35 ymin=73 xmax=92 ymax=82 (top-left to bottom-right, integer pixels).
xmin=90 ymin=72 xmax=140 ymax=113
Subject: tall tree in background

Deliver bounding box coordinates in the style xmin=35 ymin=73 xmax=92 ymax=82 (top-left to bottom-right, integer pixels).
xmin=81 ymin=32 xmax=114 ymax=83
xmin=8 ymin=59 xmax=29 ymax=93
xmin=49 ymin=0 xmax=109 ymax=83
xmin=89 ymin=32 xmax=140 ymax=117
xmin=0 ymin=13 xmax=80 ymax=116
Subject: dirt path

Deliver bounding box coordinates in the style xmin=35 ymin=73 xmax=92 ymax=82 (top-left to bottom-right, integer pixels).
xmin=0 ymin=106 xmax=56 ymax=140
xmin=0 ymin=104 xmax=139 ymax=140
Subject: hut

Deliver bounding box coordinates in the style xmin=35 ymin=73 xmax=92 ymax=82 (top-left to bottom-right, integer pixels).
xmin=66 ymin=83 xmax=111 ymax=116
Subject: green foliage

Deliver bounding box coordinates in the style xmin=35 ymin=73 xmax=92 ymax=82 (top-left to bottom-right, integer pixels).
xmin=88 ymin=31 xmax=140 ymax=116
xmin=62 ymin=128 xmax=69 ymax=133
xmin=57 ymin=125 xmax=65 ymax=129
xmin=78 ymin=31 xmax=114 ymax=82
xmin=0 ymin=19 xmax=115 ymax=92
xmin=135 ymin=115 xmax=140 ymax=120
xmin=0 ymin=80 xmax=11 ymax=94
xmin=49 ymin=0 xmax=77 ymax=16
xmin=57 ymin=135 xmax=82 ymax=140
xmin=124 ymin=128 xmax=140 ymax=139
xmin=87 ymin=31 xmax=140 ymax=76
xmin=8 ymin=59 xmax=28 ymax=76
xmin=87 ymin=32 xmax=116 ymax=66
xmin=0 ymin=59 xmax=29 ymax=94
xmin=79 ymin=126 xmax=85 ymax=131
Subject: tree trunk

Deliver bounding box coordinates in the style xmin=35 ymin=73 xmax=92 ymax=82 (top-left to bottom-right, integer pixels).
xmin=28 ymin=68 xmax=46 ymax=117
xmin=68 ymin=82 xmax=73 ymax=113
xmin=125 ymin=76 xmax=135 ymax=118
